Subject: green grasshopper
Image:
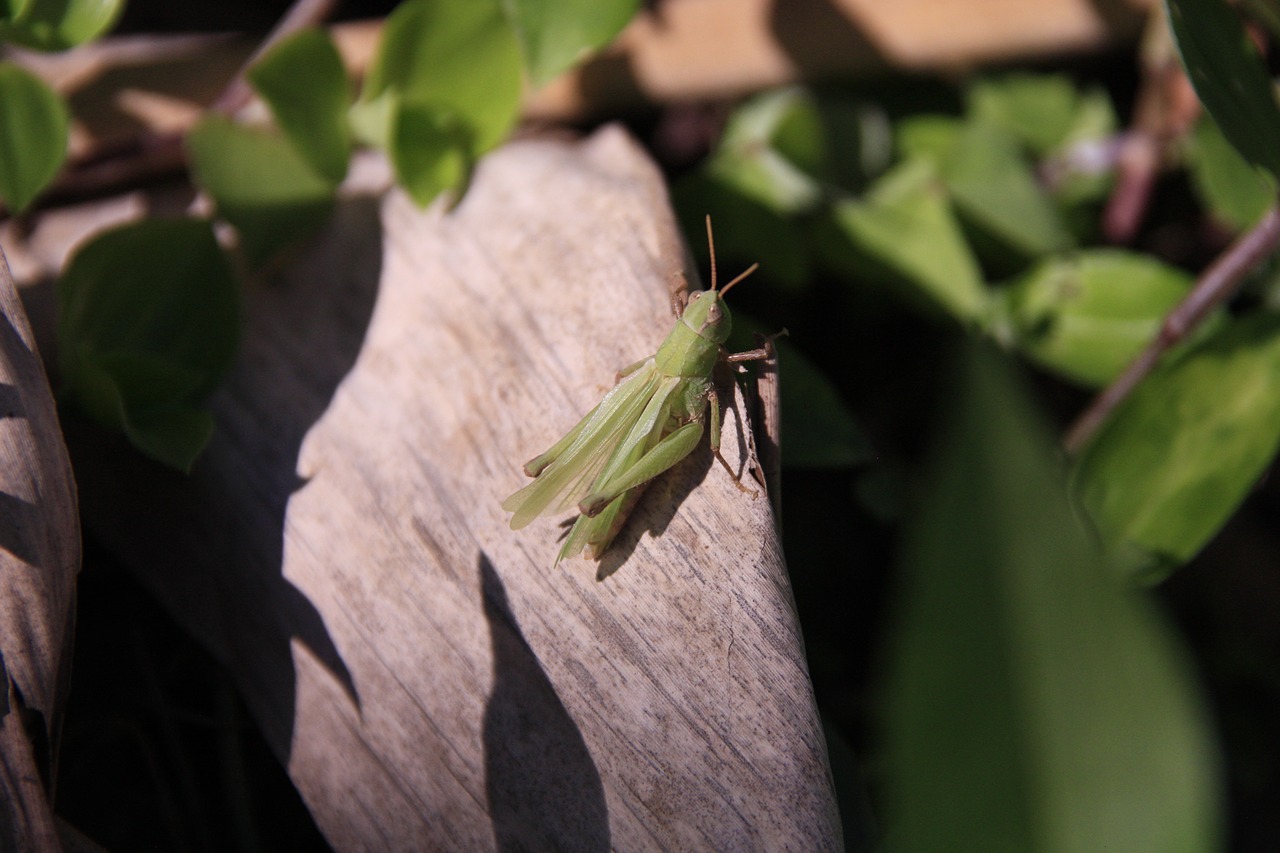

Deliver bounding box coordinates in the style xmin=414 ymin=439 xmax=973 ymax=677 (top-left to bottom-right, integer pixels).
xmin=503 ymin=217 xmax=774 ymax=566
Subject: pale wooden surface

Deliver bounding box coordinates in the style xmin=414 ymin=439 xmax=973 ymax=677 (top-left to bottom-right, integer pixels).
xmin=0 ymin=247 xmax=80 ymax=850
xmin=59 ymin=128 xmax=842 ymax=850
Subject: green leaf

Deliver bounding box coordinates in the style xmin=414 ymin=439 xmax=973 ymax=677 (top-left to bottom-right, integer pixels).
xmin=0 ymin=0 xmax=121 ymax=50
xmin=821 ymin=159 xmax=987 ymax=322
xmin=713 ymin=87 xmax=888 ymax=200
xmin=708 ymin=89 xmax=825 ymax=214
xmin=1186 ymin=115 xmax=1276 ymax=232
xmin=502 ymin=0 xmax=639 ymax=87
xmin=1167 ymin=0 xmax=1280 ymax=182
xmin=895 ymin=115 xmax=962 ymax=166
xmin=364 ymin=0 xmax=521 ymax=154
xmin=248 ymin=27 xmax=352 ymax=183
xmin=1000 ymin=250 xmax=1194 ymax=387
xmin=0 ymin=62 xmax=68 ymax=212
xmin=57 ymin=219 xmax=241 ymax=471
xmin=942 ymin=121 xmax=1074 ymax=263
xmin=884 ymin=344 xmax=1221 ymax=852
xmin=389 ymin=102 xmax=472 ymax=206
xmin=187 ymin=115 xmax=336 ymax=266
xmin=1075 ymin=312 xmax=1280 ymax=569
xmin=968 ymin=73 xmax=1082 ymax=154
xmin=0 ymin=0 xmax=31 ymax=22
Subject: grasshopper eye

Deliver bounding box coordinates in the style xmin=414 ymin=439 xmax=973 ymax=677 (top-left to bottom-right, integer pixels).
xmin=707 ymin=302 xmax=723 ymax=324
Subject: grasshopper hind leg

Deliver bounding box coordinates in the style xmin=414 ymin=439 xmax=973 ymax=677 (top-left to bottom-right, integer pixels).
xmin=555 ymin=487 xmax=646 ymax=567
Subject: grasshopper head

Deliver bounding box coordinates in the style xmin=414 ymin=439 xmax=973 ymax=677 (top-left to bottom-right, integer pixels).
xmin=681 ymin=290 xmax=733 ymax=344
xmin=683 ymin=215 xmax=759 ymax=344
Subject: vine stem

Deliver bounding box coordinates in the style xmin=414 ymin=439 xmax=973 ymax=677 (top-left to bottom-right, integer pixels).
xmin=1063 ymin=205 xmax=1280 ymax=454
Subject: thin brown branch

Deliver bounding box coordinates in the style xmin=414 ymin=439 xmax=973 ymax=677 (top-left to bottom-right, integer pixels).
xmin=1064 ymin=206 xmax=1280 ymax=454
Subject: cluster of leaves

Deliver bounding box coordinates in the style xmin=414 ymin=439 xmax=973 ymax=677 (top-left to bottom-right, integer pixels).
xmin=1 ymin=0 xmax=640 ymax=469
xmin=674 ymin=0 xmax=1280 ymax=848
xmin=683 ymin=7 xmax=1280 ymax=580
xmin=0 ymin=0 xmax=122 ymax=211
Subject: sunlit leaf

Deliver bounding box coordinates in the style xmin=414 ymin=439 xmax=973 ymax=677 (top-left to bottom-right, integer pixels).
xmin=942 ymin=121 xmax=1074 ymax=263
xmin=0 ymin=62 xmax=67 ymax=212
xmin=1075 ymin=312 xmax=1280 ymax=570
xmin=364 ymin=0 xmax=521 ymax=154
xmin=248 ymin=27 xmax=352 ymax=183
xmin=1001 ymin=250 xmax=1194 ymax=387
xmin=708 ymin=88 xmax=826 ymax=214
xmin=1186 ymin=115 xmax=1275 ymax=232
xmin=821 ymin=159 xmax=986 ymax=322
xmin=885 ymin=344 xmax=1221 ymax=852
xmin=390 ymin=101 xmax=472 ymax=206
xmin=0 ymin=0 xmax=121 ymax=50
xmin=968 ymin=73 xmax=1081 ymax=154
xmin=503 ymin=0 xmax=639 ymax=86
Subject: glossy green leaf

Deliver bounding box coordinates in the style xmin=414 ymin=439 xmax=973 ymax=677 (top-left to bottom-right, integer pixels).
xmin=942 ymin=121 xmax=1074 ymax=262
xmin=1167 ymin=0 xmax=1280 ymax=182
xmin=0 ymin=62 xmax=68 ymax=212
xmin=390 ymin=102 xmax=472 ymax=206
xmin=821 ymin=159 xmax=986 ymax=322
xmin=884 ymin=344 xmax=1221 ymax=853
xmin=0 ymin=0 xmax=121 ymax=50
xmin=364 ymin=0 xmax=521 ymax=154
xmin=248 ymin=27 xmax=352 ymax=183
xmin=187 ymin=115 xmax=335 ymax=266
xmin=502 ymin=0 xmax=639 ymax=87
xmin=57 ymin=219 xmax=240 ymax=471
xmin=1186 ymin=115 xmax=1275 ymax=232
xmin=1001 ymin=250 xmax=1194 ymax=387
xmin=1075 ymin=312 xmax=1280 ymax=568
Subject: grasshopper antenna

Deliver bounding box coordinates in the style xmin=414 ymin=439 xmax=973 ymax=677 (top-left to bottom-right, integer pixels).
xmin=705 ymin=214 xmax=758 ymax=297
xmin=718 ymin=262 xmax=758 ymax=298
xmin=705 ymin=214 xmax=718 ymax=291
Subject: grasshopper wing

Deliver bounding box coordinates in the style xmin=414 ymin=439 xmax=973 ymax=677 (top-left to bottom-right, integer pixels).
xmin=503 ymin=362 xmax=665 ymax=528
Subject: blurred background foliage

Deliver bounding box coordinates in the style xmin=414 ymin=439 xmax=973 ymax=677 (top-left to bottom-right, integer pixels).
xmin=7 ymin=0 xmax=1280 ymax=850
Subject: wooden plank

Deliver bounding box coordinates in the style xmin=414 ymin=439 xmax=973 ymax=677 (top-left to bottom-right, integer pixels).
xmin=0 ymin=247 xmax=81 ymax=851
xmin=65 ymin=128 xmax=842 ymax=850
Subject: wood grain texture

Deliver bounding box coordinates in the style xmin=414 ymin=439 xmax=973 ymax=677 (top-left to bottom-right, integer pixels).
xmin=69 ymin=128 xmax=842 ymax=850
xmin=0 ymin=247 xmax=80 ymax=851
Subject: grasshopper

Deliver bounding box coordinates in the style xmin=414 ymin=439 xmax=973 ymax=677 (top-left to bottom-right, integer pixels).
xmin=503 ymin=217 xmax=774 ymax=566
